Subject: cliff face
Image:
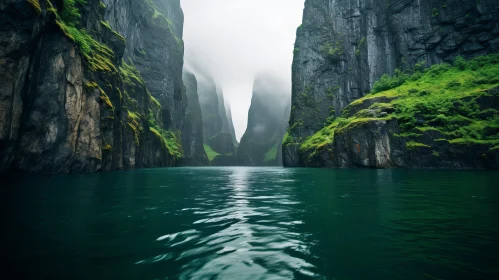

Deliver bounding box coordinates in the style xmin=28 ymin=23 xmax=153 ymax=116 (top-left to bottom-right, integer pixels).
xmin=225 ymin=102 xmax=238 ymax=147
xmin=182 ymin=70 xmax=209 ymax=166
xmin=197 ymin=74 xmax=237 ymax=165
xmin=237 ymin=77 xmax=291 ymax=166
xmin=0 ymin=0 xmax=187 ymax=173
xmin=284 ymin=0 xmax=499 ymax=168
xmin=103 ymin=0 xmax=186 ymax=132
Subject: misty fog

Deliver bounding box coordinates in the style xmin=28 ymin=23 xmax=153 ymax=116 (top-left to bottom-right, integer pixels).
xmin=181 ymin=0 xmax=305 ymax=140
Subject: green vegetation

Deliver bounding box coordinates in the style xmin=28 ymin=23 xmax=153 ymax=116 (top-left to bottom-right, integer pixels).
xmin=100 ymin=20 xmax=125 ymax=42
xmin=300 ymin=121 xmax=339 ymax=154
xmin=119 ymin=59 xmax=181 ymax=159
xmin=299 ymin=54 xmax=499 ymax=159
xmin=432 ymin=8 xmax=439 ymax=17
xmin=60 ymin=0 xmax=86 ymax=23
xmin=85 ymin=81 xmax=113 ymax=109
xmin=406 ymin=141 xmax=431 ymax=150
xmin=145 ymin=0 xmax=183 ymax=49
xmin=120 ymin=59 xmax=145 ymax=87
xmin=149 ymin=127 xmax=182 ymax=158
xmin=102 ymin=144 xmax=112 ymax=150
xmin=147 ymin=112 xmax=182 ymax=159
xmin=356 ymin=37 xmax=366 ymax=57
xmin=149 ymin=94 xmax=161 ymax=108
xmin=372 ymin=68 xmax=411 ymax=94
xmin=27 ymin=0 xmax=41 ymax=14
xmin=99 ymin=89 xmax=113 ymax=109
xmin=264 ymin=143 xmax=278 ymax=163
xmin=282 ymin=131 xmax=295 ymax=147
xmin=326 ymin=86 xmax=340 ymax=99
xmin=321 ymin=42 xmax=343 ymax=58
xmin=48 ymin=0 xmax=118 ymax=72
xmin=289 ymin=119 xmax=304 ymax=132
xmin=204 ymin=145 xmax=221 ymax=161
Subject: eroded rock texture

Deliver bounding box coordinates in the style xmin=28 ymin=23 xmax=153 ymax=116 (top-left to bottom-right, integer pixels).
xmin=285 ymin=0 xmax=499 ymax=167
xmin=0 ymin=0 xmax=189 ymax=173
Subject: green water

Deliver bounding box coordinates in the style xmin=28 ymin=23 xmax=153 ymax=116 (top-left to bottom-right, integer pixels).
xmin=3 ymin=167 xmax=499 ymax=279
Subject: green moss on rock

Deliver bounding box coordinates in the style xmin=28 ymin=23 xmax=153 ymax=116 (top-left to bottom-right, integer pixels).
xmin=48 ymin=0 xmax=118 ymax=72
xmin=299 ymin=54 xmax=499 ymax=159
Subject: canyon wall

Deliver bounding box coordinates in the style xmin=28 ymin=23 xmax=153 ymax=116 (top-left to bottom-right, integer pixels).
xmin=284 ymin=0 xmax=499 ymax=168
xmin=182 ymin=70 xmax=209 ymax=166
xmin=237 ymin=76 xmax=290 ymax=166
xmin=197 ymin=73 xmax=237 ymax=166
xmin=0 ymin=0 xmax=190 ymax=173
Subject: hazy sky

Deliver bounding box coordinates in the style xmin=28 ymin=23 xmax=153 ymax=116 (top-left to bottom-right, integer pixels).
xmin=181 ymin=0 xmax=305 ymax=140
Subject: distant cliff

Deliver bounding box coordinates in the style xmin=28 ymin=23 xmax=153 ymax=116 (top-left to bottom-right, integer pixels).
xmin=0 ymin=0 xmax=189 ymax=173
xmin=237 ymin=76 xmax=290 ymax=166
xmin=182 ymin=70 xmax=209 ymax=166
xmin=284 ymin=0 xmax=499 ymax=169
xmin=197 ymin=74 xmax=237 ymax=166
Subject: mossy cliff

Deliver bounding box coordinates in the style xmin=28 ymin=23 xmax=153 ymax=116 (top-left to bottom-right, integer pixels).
xmin=284 ymin=0 xmax=499 ymax=169
xmin=196 ymin=73 xmax=238 ymax=166
xmin=288 ymin=55 xmax=499 ymax=169
xmin=0 ymin=0 xmax=193 ymax=173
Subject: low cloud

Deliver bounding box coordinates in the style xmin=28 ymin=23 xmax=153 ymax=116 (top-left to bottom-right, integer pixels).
xmin=181 ymin=0 xmax=305 ymax=140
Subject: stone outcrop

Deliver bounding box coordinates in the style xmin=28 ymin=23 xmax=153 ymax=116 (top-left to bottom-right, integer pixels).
xmin=300 ymin=87 xmax=499 ymax=169
xmin=237 ymin=76 xmax=290 ymax=166
xmin=284 ymin=0 xmax=499 ymax=168
xmin=0 ymin=0 xmax=189 ymax=173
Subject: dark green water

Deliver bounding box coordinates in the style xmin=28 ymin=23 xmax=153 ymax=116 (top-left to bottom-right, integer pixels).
xmin=3 ymin=167 xmax=499 ymax=279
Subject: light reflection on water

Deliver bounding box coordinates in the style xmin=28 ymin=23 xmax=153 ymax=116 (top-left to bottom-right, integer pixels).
xmin=3 ymin=167 xmax=499 ymax=280
xmin=170 ymin=167 xmax=315 ymax=279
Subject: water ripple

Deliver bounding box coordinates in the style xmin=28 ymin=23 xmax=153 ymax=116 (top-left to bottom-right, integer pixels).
xmin=9 ymin=167 xmax=497 ymax=279
xmin=146 ymin=167 xmax=317 ymax=279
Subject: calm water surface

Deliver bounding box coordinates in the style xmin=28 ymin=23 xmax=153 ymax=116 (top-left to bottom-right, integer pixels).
xmin=3 ymin=167 xmax=499 ymax=279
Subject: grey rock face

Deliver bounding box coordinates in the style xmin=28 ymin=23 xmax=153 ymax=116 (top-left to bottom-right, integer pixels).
xmin=225 ymin=102 xmax=238 ymax=147
xmin=296 ymin=86 xmax=499 ymax=170
xmin=284 ymin=0 xmax=499 ymax=167
xmin=0 ymin=0 xmax=45 ymax=171
xmin=0 ymin=0 xmax=187 ymax=173
xmin=237 ymin=76 xmax=291 ymax=166
xmin=103 ymin=0 xmax=186 ymax=132
xmin=182 ymin=70 xmax=209 ymax=166
xmin=305 ymin=119 xmax=498 ymax=169
xmin=197 ymin=73 xmax=237 ymax=164
xmin=198 ymin=76 xmax=223 ymax=143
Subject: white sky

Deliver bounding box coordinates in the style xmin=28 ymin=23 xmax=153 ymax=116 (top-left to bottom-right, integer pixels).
xmin=181 ymin=0 xmax=305 ymax=141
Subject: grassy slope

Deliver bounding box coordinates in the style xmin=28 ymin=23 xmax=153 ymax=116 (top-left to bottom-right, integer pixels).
xmin=298 ymin=54 xmax=499 ymax=159
xmin=204 ymin=145 xmax=221 ymax=161
xmin=263 ymin=143 xmax=278 ymax=163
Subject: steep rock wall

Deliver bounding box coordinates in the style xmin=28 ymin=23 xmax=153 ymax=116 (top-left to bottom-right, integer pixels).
xmin=103 ymin=0 xmax=186 ymax=132
xmin=225 ymin=102 xmax=238 ymax=147
xmin=237 ymin=77 xmax=291 ymax=166
xmin=182 ymin=70 xmax=209 ymax=166
xmin=284 ymin=0 xmax=499 ymax=167
xmin=197 ymin=74 xmax=237 ymax=165
xmin=0 ymin=0 xmax=186 ymax=173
